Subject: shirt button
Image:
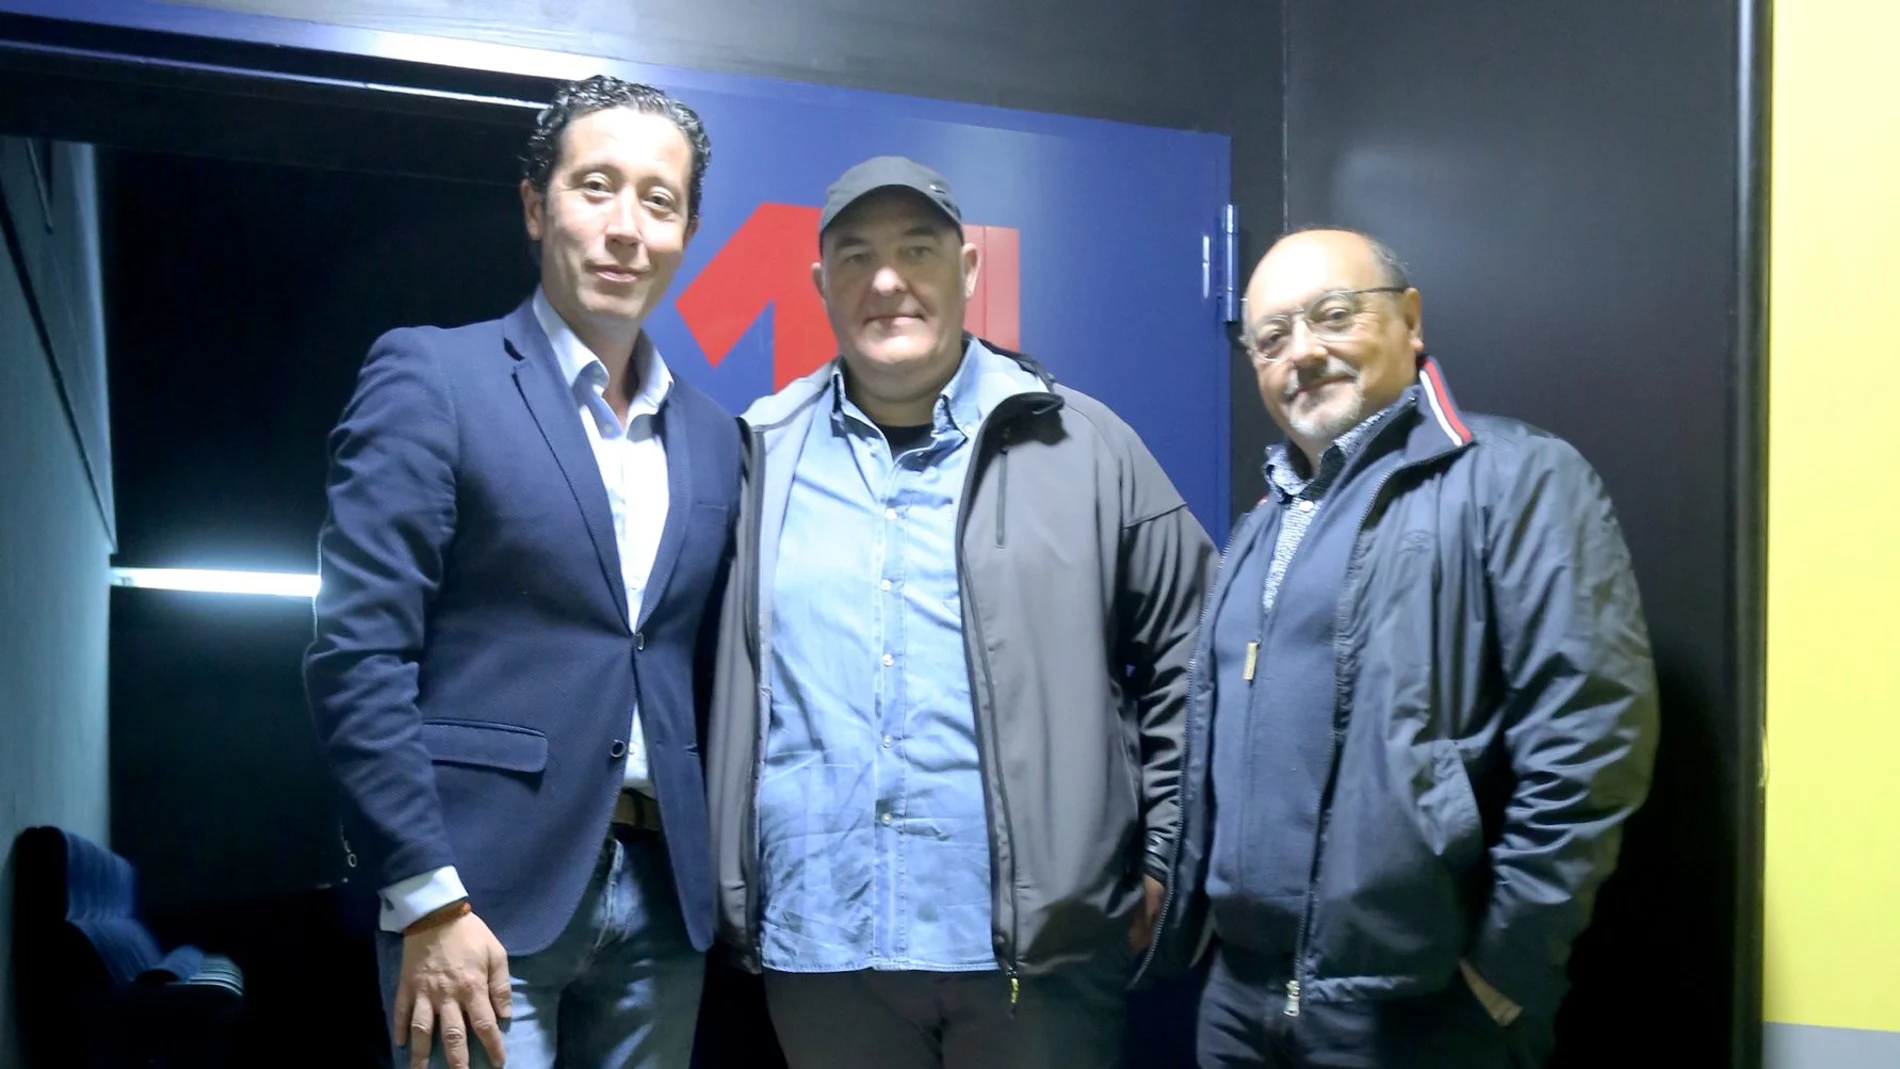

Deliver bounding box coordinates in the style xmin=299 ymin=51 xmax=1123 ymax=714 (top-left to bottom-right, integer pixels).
xmin=880 ymin=811 xmax=894 ymax=826
xmin=881 ymin=653 xmax=895 ymax=667
xmin=882 ymin=735 xmax=895 ymax=748
xmin=1298 ymin=499 xmax=1316 ymax=513
xmin=885 ymin=507 xmax=898 ymax=520
xmin=880 ymin=579 xmax=893 ymax=592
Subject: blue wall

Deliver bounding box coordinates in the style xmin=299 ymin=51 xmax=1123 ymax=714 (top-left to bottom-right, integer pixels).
xmin=0 ymin=138 xmax=113 ymax=1069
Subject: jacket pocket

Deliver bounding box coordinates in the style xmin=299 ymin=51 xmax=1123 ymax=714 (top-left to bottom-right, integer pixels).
xmin=1413 ymin=739 xmax=1484 ymax=873
xmin=421 ymin=719 xmax=549 ymax=773
xmin=1306 ymin=734 xmax=1473 ymax=993
xmin=1120 ymin=719 xmax=1142 ymax=820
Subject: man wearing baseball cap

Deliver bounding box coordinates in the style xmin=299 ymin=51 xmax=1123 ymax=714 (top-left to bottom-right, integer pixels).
xmin=705 ymin=156 xmax=1215 ymax=1067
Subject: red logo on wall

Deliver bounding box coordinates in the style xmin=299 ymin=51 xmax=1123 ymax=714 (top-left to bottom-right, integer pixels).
xmin=676 ymin=203 xmax=1021 ymax=388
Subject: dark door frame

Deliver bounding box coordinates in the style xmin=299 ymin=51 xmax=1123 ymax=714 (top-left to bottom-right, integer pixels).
xmin=1730 ymin=1 xmax=1770 ymax=1067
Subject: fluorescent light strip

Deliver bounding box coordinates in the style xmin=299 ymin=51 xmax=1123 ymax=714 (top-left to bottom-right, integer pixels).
xmin=111 ymin=567 xmax=319 ymax=599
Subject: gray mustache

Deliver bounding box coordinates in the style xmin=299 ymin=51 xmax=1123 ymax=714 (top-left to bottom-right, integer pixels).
xmin=1284 ymin=359 xmax=1360 ymax=402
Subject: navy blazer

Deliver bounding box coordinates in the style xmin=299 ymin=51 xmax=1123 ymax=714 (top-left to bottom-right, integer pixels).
xmin=305 ymin=298 xmax=741 ymax=956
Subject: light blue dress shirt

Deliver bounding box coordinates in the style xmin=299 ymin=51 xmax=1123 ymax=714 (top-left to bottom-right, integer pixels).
xmin=758 ymin=340 xmax=1033 ymax=973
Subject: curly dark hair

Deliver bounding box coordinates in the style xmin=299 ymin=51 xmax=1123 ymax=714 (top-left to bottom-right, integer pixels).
xmin=521 ymin=75 xmax=712 ymax=221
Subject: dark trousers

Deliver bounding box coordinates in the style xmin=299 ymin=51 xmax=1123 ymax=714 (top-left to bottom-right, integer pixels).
xmin=1197 ymin=944 xmax=1539 ymax=1069
xmin=764 ymin=967 xmax=1125 ymax=1069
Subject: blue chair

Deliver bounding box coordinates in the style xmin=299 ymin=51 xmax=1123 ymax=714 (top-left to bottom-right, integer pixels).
xmin=11 ymin=825 xmax=243 ymax=1068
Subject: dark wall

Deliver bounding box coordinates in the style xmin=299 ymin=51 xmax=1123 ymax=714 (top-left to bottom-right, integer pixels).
xmin=1281 ymin=1 xmax=1747 ymax=1065
xmin=171 ymin=0 xmax=1257 ymax=133
xmin=0 ymin=138 xmax=113 ymax=1069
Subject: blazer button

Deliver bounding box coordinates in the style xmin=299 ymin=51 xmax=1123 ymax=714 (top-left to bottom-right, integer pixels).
xmin=633 ymin=631 xmax=645 ymax=651
xmin=610 ymin=740 xmax=627 ymax=759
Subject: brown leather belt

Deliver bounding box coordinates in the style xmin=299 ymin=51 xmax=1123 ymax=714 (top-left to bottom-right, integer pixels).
xmin=610 ymin=789 xmax=665 ymax=835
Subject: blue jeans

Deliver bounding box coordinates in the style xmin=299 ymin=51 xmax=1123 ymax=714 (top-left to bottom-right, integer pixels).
xmin=377 ymin=831 xmax=705 ymax=1069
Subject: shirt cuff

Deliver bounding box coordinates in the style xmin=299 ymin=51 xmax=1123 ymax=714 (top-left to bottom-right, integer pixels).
xmin=379 ymin=866 xmax=468 ymax=933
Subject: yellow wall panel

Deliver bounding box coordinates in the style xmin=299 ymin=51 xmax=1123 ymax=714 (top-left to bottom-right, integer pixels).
xmin=1764 ymin=0 xmax=1900 ymax=1034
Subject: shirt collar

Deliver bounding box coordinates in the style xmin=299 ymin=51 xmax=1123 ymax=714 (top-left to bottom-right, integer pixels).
xmin=1264 ymin=384 xmax=1419 ymax=500
xmin=532 ymin=287 xmax=673 ymax=418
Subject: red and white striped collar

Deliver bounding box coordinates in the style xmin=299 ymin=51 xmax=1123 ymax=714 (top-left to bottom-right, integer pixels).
xmin=1415 ymin=354 xmax=1474 ymax=449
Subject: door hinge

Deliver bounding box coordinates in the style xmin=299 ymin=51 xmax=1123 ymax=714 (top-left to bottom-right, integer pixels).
xmin=1203 ymin=204 xmax=1241 ymax=323
xmin=1219 ymin=203 xmax=1240 ymax=323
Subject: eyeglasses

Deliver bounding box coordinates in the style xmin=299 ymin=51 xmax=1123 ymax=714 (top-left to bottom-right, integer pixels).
xmin=1239 ymin=286 xmax=1407 ymax=364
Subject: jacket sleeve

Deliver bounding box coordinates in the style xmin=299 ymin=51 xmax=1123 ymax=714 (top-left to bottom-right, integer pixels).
xmin=1467 ymin=435 xmax=1660 ymax=1022
xmin=1115 ymin=438 xmax=1218 ymax=882
xmin=706 ymin=429 xmax=762 ymax=958
xmin=303 ymin=329 xmax=460 ymax=890
xmin=693 ymin=416 xmax=745 ymax=749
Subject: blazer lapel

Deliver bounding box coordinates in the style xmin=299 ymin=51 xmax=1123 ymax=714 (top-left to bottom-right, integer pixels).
xmin=503 ymin=300 xmax=630 ymax=629
xmin=637 ymin=400 xmax=693 ymax=630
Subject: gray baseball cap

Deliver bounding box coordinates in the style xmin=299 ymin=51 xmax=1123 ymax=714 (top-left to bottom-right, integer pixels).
xmin=818 ymin=156 xmax=963 ymax=237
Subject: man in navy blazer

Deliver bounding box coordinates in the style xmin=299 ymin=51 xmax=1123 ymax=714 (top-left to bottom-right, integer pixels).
xmin=305 ymin=76 xmax=740 ymax=1069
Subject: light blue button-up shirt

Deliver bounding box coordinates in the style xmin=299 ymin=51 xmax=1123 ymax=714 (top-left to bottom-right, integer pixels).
xmin=759 ymin=341 xmax=1031 ymax=973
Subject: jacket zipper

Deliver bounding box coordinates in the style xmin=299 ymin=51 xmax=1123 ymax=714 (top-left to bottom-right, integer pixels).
xmin=741 ymin=427 xmax=770 ymax=968
xmin=994 ymin=430 xmax=1011 ymax=548
xmin=1286 ymin=439 xmax=1467 ymax=1015
xmin=961 ymin=405 xmax=1021 ymax=990
xmin=1131 ymin=510 xmax=1251 ymax=983
xmin=1285 ymin=466 xmax=1401 ymax=1016
xmin=956 ymin=396 xmax=1051 ymax=993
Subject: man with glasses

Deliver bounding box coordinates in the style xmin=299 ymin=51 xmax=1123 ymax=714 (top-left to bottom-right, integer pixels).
xmin=1144 ymin=228 xmax=1658 ymax=1067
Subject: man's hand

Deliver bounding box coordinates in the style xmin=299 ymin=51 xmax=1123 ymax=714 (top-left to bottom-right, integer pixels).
xmin=1459 ymin=959 xmax=1522 ymax=1027
xmin=393 ymin=907 xmax=512 ymax=1069
xmin=1128 ymin=875 xmax=1167 ymax=954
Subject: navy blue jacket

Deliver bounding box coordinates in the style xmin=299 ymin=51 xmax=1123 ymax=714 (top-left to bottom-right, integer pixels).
xmin=1146 ymin=357 xmax=1658 ymax=1033
xmin=305 ymin=299 xmax=741 ymax=956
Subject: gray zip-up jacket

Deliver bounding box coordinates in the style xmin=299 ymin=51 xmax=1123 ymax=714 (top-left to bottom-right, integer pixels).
xmin=707 ymin=340 xmax=1215 ymax=982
